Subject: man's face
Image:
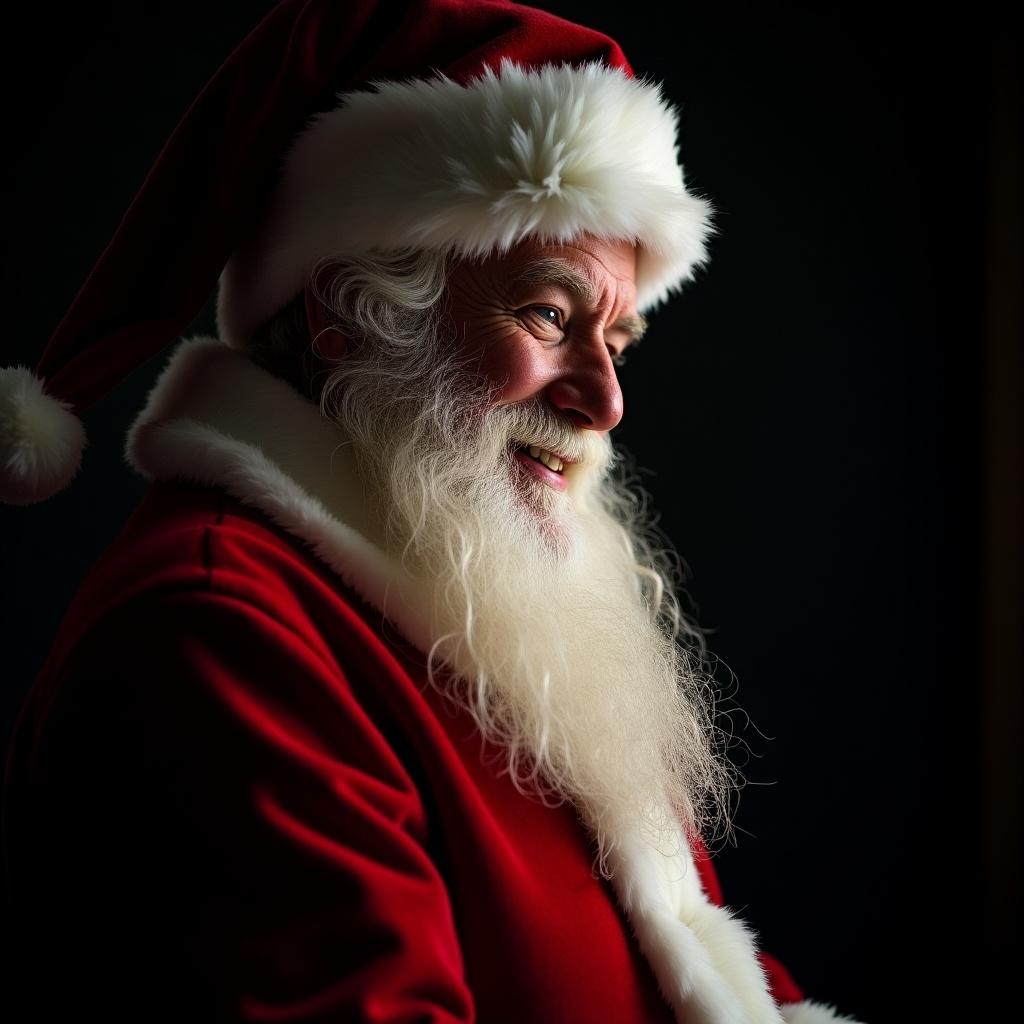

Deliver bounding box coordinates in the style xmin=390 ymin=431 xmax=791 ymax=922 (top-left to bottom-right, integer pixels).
xmin=443 ymin=233 xmax=645 ymax=498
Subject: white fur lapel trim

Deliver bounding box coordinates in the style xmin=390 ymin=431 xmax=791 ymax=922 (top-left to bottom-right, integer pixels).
xmin=608 ymin=823 xmax=784 ymax=1024
xmin=125 ymin=337 xmax=840 ymax=1024
xmin=780 ymin=1002 xmax=865 ymax=1023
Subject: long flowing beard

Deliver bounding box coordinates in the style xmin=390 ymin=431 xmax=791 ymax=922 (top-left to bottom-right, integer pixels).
xmin=322 ymin=343 xmax=733 ymax=871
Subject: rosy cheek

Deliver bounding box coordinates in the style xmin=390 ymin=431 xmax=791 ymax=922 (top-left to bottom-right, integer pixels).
xmin=489 ymin=348 xmax=552 ymax=403
xmin=474 ymin=333 xmax=549 ymax=404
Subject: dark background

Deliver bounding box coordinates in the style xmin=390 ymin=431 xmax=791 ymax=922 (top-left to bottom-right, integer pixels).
xmin=2 ymin=2 xmax=1019 ymax=1021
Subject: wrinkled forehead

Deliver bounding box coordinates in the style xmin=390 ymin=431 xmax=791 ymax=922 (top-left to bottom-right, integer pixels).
xmin=458 ymin=233 xmax=641 ymax=306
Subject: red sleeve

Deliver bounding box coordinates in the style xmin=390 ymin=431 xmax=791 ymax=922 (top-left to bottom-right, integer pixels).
xmin=7 ymin=588 xmax=476 ymax=1023
xmin=689 ymin=834 xmax=806 ymax=1008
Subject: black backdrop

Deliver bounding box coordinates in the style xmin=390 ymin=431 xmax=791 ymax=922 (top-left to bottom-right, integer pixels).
xmin=2 ymin=3 xmax=1018 ymax=1021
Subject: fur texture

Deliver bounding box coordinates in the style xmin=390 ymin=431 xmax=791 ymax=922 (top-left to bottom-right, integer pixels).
xmin=0 ymin=366 xmax=86 ymax=505
xmin=218 ymin=60 xmax=713 ymax=345
xmin=780 ymin=1001 xmax=866 ymax=1023
xmin=610 ymin=823 xmax=785 ymax=1024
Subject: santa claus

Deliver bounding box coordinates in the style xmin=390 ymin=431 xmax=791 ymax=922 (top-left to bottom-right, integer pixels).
xmin=1 ymin=1 xmax=863 ymax=1021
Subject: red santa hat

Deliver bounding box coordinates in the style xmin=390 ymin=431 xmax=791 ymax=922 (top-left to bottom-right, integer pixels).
xmin=0 ymin=0 xmax=713 ymax=506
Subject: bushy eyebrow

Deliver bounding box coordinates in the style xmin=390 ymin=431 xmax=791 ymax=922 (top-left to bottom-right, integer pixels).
xmin=511 ymin=259 xmax=648 ymax=344
xmin=513 ymin=258 xmax=598 ymax=304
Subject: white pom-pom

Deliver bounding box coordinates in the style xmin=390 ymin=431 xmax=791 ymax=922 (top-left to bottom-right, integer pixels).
xmin=0 ymin=366 xmax=87 ymax=505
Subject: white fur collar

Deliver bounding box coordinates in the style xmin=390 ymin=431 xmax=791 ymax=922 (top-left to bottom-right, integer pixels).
xmin=124 ymin=336 xmax=858 ymax=1024
xmin=125 ymin=335 xmax=437 ymax=658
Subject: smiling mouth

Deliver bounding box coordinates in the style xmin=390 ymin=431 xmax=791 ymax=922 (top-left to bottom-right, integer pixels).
xmin=510 ymin=442 xmax=573 ymax=493
xmin=515 ymin=443 xmax=566 ymax=473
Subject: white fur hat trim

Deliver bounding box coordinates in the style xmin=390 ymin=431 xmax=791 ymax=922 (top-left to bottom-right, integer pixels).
xmin=218 ymin=59 xmax=714 ymax=345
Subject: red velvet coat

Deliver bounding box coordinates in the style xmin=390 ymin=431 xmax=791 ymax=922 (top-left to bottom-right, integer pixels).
xmin=2 ymin=338 xmax=855 ymax=1024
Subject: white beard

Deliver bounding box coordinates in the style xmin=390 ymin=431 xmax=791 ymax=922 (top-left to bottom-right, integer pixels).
xmin=321 ymin=338 xmax=732 ymax=870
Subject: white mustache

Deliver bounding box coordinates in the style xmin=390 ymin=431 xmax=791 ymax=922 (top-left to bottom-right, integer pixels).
xmin=487 ymin=398 xmax=612 ymax=472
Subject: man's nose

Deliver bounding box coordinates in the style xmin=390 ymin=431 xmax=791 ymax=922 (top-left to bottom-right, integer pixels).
xmin=545 ymin=345 xmax=624 ymax=432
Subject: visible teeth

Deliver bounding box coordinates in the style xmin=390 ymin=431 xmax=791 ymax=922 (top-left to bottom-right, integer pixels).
xmin=520 ymin=443 xmax=564 ymax=473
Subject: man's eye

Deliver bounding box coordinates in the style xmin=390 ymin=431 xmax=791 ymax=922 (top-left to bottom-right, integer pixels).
xmin=521 ymin=305 xmax=564 ymax=331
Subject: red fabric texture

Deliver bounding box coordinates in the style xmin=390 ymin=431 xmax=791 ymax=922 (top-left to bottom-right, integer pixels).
xmin=3 ymin=481 xmax=804 ymax=1021
xmin=758 ymin=953 xmax=805 ymax=1009
xmin=37 ymin=0 xmax=628 ymax=413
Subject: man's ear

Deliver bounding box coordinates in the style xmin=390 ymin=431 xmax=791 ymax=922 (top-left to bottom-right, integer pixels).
xmin=304 ymin=287 xmax=347 ymax=362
